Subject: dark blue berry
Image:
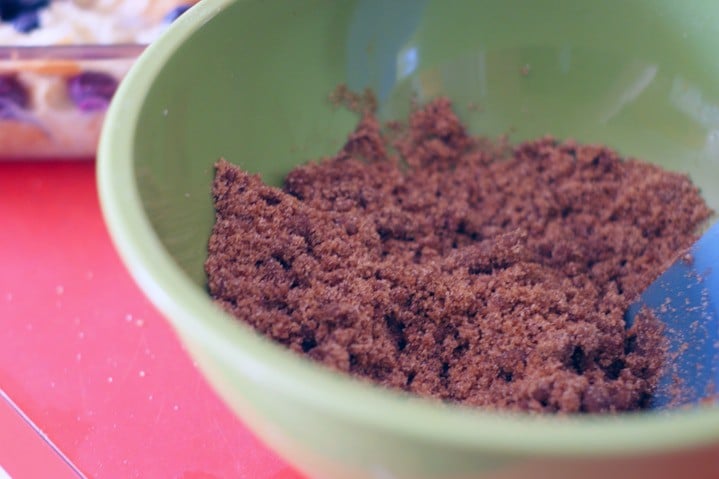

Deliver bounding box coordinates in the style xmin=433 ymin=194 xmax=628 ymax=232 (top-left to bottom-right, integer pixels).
xmin=0 ymin=0 xmax=49 ymax=21
xmin=18 ymin=0 xmax=47 ymax=7
xmin=0 ymin=75 xmax=28 ymax=120
xmin=163 ymin=4 xmax=192 ymax=23
xmin=0 ymin=74 xmax=29 ymax=108
xmin=12 ymin=9 xmax=39 ymax=33
xmin=67 ymin=71 xmax=118 ymax=112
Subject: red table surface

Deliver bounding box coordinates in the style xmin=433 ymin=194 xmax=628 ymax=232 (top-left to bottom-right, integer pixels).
xmin=0 ymin=161 xmax=304 ymax=479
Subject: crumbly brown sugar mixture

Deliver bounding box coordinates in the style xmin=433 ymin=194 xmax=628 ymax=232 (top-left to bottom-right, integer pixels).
xmin=206 ymin=98 xmax=712 ymax=413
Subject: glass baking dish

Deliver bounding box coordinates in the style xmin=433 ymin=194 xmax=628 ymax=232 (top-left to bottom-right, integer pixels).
xmin=0 ymin=44 xmax=145 ymax=159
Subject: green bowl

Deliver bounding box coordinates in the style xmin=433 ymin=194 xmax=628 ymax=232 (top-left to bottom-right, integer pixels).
xmin=98 ymin=1 xmax=719 ymax=477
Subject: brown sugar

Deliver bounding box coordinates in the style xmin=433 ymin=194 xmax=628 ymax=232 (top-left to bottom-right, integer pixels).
xmin=205 ymin=98 xmax=712 ymax=413
xmin=328 ymin=83 xmax=378 ymax=115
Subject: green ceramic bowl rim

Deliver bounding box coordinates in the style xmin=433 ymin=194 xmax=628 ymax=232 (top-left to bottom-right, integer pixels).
xmin=98 ymin=0 xmax=719 ymax=457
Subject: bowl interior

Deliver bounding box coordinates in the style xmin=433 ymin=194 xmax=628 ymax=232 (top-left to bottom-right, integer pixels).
xmin=135 ymin=0 xmax=719 ymax=286
xmin=104 ymin=0 xmax=719 ymax=454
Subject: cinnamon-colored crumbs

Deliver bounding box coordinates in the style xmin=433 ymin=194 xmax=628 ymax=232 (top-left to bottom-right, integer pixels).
xmin=206 ymin=98 xmax=712 ymax=413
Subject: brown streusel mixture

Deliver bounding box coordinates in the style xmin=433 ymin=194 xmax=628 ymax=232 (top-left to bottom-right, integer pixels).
xmin=206 ymin=98 xmax=711 ymax=413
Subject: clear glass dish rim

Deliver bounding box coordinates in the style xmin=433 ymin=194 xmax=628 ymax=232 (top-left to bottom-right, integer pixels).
xmin=0 ymin=44 xmax=147 ymax=61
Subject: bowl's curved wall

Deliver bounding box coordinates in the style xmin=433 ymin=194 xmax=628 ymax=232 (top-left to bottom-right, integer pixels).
xmin=99 ymin=1 xmax=719 ymax=478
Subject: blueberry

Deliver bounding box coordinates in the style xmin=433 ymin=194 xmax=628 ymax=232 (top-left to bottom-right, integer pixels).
xmin=67 ymin=71 xmax=118 ymax=112
xmin=18 ymin=0 xmax=47 ymax=7
xmin=12 ymin=10 xmax=39 ymax=33
xmin=163 ymin=4 xmax=192 ymax=23
xmin=0 ymin=74 xmax=29 ymax=109
xmin=0 ymin=0 xmax=48 ymax=21
xmin=0 ymin=75 xmax=29 ymax=120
